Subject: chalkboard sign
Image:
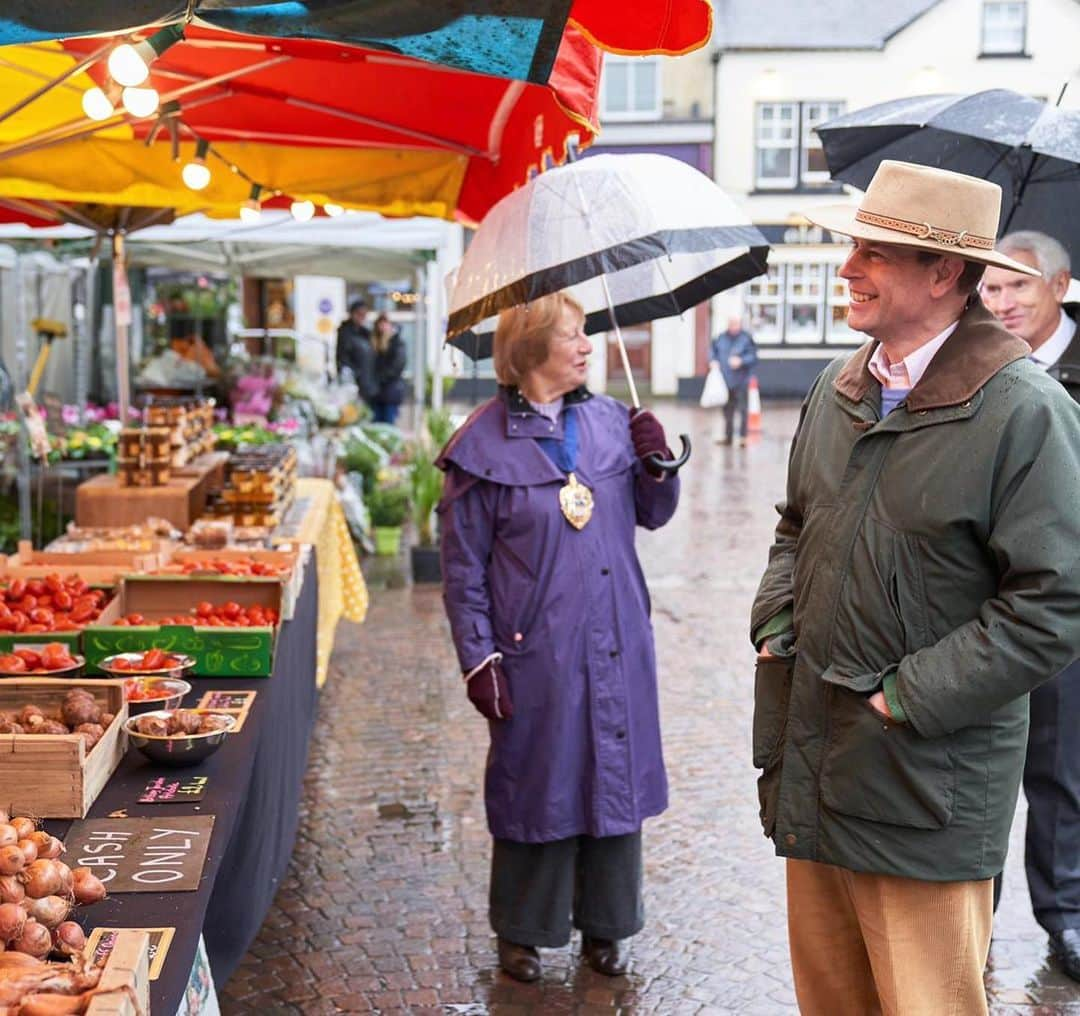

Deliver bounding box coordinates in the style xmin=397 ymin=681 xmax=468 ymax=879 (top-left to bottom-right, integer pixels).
xmin=64 ymin=816 xmax=215 ymax=892
xmin=139 ymin=775 xmax=209 ymax=804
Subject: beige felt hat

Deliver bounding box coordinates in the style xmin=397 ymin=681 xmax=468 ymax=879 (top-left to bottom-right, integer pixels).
xmin=805 ymin=160 xmax=1040 ymax=277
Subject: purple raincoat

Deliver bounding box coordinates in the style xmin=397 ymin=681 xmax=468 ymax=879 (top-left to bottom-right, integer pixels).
xmin=437 ymin=387 xmax=679 ymax=843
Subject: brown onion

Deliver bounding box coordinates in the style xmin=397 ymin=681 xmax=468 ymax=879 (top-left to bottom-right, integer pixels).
xmin=0 ymin=845 xmax=25 ymax=877
xmin=9 ymin=817 xmax=35 ymax=841
xmin=0 ymin=901 xmax=25 ymax=943
xmin=70 ymin=868 xmax=106 ymax=906
xmin=10 ymin=918 xmax=51 ymax=958
xmin=0 ymin=874 xmax=25 ymax=904
xmin=52 ymin=920 xmax=85 ymax=957
xmin=53 ymin=862 xmax=72 ymax=897
xmin=26 ymin=895 xmax=69 ymax=929
xmin=0 ymin=824 xmax=17 ymax=848
xmin=30 ymin=835 xmax=63 ymax=861
xmin=19 ymin=860 xmax=61 ymax=899
xmin=16 ymin=839 xmax=37 ymax=867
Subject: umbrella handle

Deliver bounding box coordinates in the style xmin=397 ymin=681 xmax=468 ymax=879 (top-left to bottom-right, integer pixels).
xmin=646 ymin=433 xmax=691 ymax=474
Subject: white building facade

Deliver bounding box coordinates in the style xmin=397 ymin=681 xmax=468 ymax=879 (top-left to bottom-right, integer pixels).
xmin=710 ymin=0 xmax=1080 ymax=394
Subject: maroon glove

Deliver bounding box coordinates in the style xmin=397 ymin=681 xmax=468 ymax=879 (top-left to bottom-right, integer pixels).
xmin=629 ymin=408 xmax=670 ymax=477
xmin=464 ymin=653 xmax=513 ymax=720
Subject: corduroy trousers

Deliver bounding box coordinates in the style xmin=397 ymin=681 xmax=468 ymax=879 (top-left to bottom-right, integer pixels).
xmin=786 ymin=858 xmax=993 ymax=1016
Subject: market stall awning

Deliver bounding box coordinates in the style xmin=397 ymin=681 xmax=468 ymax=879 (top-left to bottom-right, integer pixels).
xmin=0 ymin=20 xmax=623 ymax=223
xmin=0 ymin=1 xmax=712 ymax=80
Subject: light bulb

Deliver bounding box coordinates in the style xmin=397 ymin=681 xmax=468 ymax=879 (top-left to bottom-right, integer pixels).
xmin=239 ymin=204 xmax=262 ymax=224
xmin=121 ymin=86 xmax=159 ymax=118
xmin=323 ymin=203 xmax=344 ymax=218
xmin=290 ymin=200 xmax=315 ymax=222
xmin=108 ymin=43 xmax=150 ymax=87
xmin=181 ymin=161 xmax=211 ymax=191
xmin=82 ymin=87 xmax=115 ymax=121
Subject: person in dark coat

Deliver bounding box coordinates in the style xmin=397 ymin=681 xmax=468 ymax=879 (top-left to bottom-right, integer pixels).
xmin=335 ymin=299 xmax=377 ymax=406
xmin=370 ymin=313 xmax=407 ymax=425
xmin=709 ymin=316 xmax=758 ymax=445
xmin=982 ymin=230 xmax=1080 ymax=980
xmin=437 ymin=291 xmax=680 ymax=983
xmin=751 ymin=162 xmax=1080 ymax=1015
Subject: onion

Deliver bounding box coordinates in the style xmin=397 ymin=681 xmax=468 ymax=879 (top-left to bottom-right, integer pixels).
xmin=19 ymin=860 xmax=61 ymax=899
xmin=26 ymin=895 xmax=69 ymax=929
xmin=10 ymin=817 xmax=35 ymax=841
xmin=70 ymin=868 xmax=106 ymax=906
xmin=16 ymin=839 xmax=37 ymax=867
xmin=0 ymin=825 xmax=17 ymax=847
xmin=18 ymin=993 xmax=90 ymax=1015
xmin=53 ymin=862 xmax=73 ymax=897
xmin=30 ymin=835 xmax=63 ymax=861
xmin=0 ymin=875 xmax=25 ymax=904
xmin=52 ymin=921 xmax=85 ymax=957
xmin=10 ymin=918 xmax=51 ymax=958
xmin=0 ymin=901 xmax=25 ymax=943
xmin=0 ymin=845 xmax=24 ymax=877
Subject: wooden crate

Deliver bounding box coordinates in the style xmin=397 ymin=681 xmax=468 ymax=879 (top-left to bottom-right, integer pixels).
xmin=0 ymin=679 xmax=127 ymax=819
xmin=168 ymin=547 xmax=302 ymax=619
xmin=86 ymin=930 xmax=151 ymax=1016
xmin=76 ymin=473 xmax=209 ymax=531
xmin=0 ymin=541 xmax=163 ymax=586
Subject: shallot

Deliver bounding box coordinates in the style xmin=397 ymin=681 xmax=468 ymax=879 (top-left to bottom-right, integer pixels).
xmin=15 ymin=841 xmax=37 ymax=868
xmin=69 ymin=869 xmax=105 ymax=906
xmin=10 ymin=919 xmax=51 ymax=958
xmin=27 ymin=836 xmax=61 ymax=862
xmin=9 ymin=819 xmax=35 ymax=842
xmin=0 ymin=827 xmax=16 ymax=848
xmin=18 ymin=862 xmax=61 ymax=900
xmin=0 ymin=847 xmax=24 ymax=878
xmin=25 ymin=897 xmax=69 ymax=930
xmin=52 ymin=864 xmax=72 ymax=898
xmin=51 ymin=922 xmax=84 ymax=957
xmin=0 ymin=876 xmax=24 ymax=905
xmin=0 ymin=901 xmax=25 ymax=943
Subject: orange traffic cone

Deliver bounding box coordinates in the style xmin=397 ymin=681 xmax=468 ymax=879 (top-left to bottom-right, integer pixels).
xmin=747 ymin=376 xmax=763 ymax=433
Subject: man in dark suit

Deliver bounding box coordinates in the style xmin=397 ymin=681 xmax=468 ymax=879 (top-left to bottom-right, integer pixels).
xmin=983 ymin=230 xmax=1080 ymax=981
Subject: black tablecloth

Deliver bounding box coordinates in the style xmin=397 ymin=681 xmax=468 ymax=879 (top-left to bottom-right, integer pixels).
xmin=46 ymin=559 xmax=319 ymax=1013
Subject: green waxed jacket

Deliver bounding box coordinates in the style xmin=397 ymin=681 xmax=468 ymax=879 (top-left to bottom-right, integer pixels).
xmin=750 ymin=298 xmax=1080 ymax=881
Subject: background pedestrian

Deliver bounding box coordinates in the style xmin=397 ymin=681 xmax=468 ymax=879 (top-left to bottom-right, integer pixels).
xmin=370 ymin=313 xmax=407 ymax=425
xmin=335 ymin=299 xmax=377 ymax=409
xmin=710 ymin=316 xmax=757 ymax=445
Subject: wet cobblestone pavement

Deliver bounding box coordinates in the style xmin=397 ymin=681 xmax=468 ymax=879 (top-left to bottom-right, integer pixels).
xmin=222 ymin=404 xmax=1080 ymax=1014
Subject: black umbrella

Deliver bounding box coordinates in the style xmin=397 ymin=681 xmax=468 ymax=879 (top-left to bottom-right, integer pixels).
xmin=816 ymin=88 xmax=1080 ymax=254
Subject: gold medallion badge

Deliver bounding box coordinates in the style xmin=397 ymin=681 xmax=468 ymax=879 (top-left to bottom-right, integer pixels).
xmin=559 ymin=471 xmax=594 ymax=530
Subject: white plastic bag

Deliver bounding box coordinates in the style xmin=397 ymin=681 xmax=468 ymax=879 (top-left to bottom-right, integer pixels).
xmin=700 ymin=362 xmax=729 ymax=409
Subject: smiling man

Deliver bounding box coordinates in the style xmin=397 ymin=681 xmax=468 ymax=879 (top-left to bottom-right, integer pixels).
xmin=749 ymin=162 xmax=1080 ymax=1014
xmin=982 ymin=231 xmax=1080 ymax=980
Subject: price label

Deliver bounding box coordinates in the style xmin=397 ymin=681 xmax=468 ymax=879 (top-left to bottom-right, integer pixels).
xmin=139 ymin=775 xmax=208 ymax=804
xmin=85 ymin=926 xmax=175 ymax=981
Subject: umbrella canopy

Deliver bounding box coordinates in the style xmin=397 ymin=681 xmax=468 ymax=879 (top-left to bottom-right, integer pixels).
xmin=446 ymin=153 xmax=770 ymax=359
xmin=0 ymin=27 xmax=604 ymax=224
xmin=0 ymin=1 xmax=713 ymax=81
xmin=816 ymin=89 xmax=1080 ymax=254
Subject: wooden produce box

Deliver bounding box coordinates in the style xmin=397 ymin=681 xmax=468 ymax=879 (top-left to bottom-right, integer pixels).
xmin=167 ymin=547 xmax=302 ymax=619
xmin=0 ymin=541 xmax=163 ymax=586
xmin=84 ymin=577 xmax=281 ymax=678
xmin=0 ymin=679 xmax=127 ymax=819
xmin=86 ymin=930 xmax=151 ymax=1016
xmin=76 ymin=473 xmax=209 ymax=532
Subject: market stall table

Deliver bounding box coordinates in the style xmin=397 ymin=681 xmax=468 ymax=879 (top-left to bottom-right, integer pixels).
xmin=44 ymin=561 xmax=319 ymax=1013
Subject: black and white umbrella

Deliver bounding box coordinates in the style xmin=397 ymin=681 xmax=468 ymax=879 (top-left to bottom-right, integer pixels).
xmin=446 ymin=153 xmax=770 ymax=398
xmin=816 ymin=89 xmax=1080 ymax=254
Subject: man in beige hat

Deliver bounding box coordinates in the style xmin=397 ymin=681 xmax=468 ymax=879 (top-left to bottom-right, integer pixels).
xmin=749 ymin=160 xmax=1080 ymax=1014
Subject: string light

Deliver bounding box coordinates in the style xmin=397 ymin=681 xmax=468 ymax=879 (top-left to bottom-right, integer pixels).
xmin=181 ymin=138 xmax=211 ymax=191
xmin=323 ymin=203 xmax=344 ymax=218
xmin=82 ymin=86 xmax=118 ymax=121
xmin=290 ymin=199 xmax=315 ymax=222
xmin=107 ymin=24 xmax=185 ymax=87
xmin=121 ymin=86 xmax=160 ymax=118
xmin=239 ymin=183 xmax=263 ymax=223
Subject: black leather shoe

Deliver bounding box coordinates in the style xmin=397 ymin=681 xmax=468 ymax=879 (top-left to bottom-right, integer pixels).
xmin=581 ymin=935 xmax=630 ymax=976
xmin=1050 ymin=929 xmax=1080 ymax=982
xmin=497 ymin=938 xmax=541 ymax=982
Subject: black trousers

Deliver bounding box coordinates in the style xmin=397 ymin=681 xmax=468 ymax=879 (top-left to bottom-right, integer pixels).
xmin=490 ymin=832 xmax=644 ymax=948
xmin=723 ymin=384 xmax=750 ymax=439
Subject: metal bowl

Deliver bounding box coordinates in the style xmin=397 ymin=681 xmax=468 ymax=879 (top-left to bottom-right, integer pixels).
xmin=123 ymin=710 xmax=236 ymax=767
xmin=122 ymin=677 xmax=193 ymax=715
xmin=0 ymin=654 xmax=85 ymax=678
xmin=98 ymin=653 xmax=196 ymax=681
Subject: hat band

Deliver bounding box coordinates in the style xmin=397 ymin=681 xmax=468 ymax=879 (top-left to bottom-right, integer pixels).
xmin=855 ymin=209 xmax=995 ymax=251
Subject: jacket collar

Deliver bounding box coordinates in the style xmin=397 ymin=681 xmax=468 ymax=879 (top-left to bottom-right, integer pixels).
xmin=834 ymin=297 xmax=1030 ymax=412
xmin=1050 ymin=303 xmax=1080 ymax=382
xmin=501 ymin=385 xmax=592 ymax=440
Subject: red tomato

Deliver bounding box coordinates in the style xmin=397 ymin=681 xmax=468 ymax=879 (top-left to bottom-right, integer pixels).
xmin=125 ymin=613 xmax=146 ymax=626
xmin=23 ymin=625 xmax=47 ymax=634
xmin=28 ymin=608 xmax=54 ymax=627
xmin=142 ymin=649 xmax=165 ymax=670
xmin=25 ymin=580 xmax=44 ymax=598
xmin=13 ymin=649 xmax=41 ymax=669
xmin=52 ymin=591 xmax=73 ymax=610
xmin=10 ymin=612 xmax=27 ymax=633
xmin=17 ymin=596 xmax=37 ymax=613
xmin=7 ymin=579 xmax=26 ymax=600
xmin=70 ymin=603 xmax=95 ymax=623
xmin=195 ymin=601 xmax=214 ymax=618
xmin=45 ymin=574 xmax=63 ymax=594
xmin=0 ymin=654 xmax=26 ymax=672
xmin=221 ymin=601 xmax=242 ymax=620
xmin=113 ymin=618 xmax=130 ymax=626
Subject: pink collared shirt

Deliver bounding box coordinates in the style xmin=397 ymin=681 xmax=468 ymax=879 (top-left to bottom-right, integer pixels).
xmin=867 ymin=320 xmax=960 ymax=390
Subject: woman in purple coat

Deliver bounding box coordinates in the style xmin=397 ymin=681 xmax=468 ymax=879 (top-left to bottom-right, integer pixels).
xmin=437 ymin=291 xmax=680 ymax=982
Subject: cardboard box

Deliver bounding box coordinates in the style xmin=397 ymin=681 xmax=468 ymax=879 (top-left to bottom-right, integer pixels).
xmin=84 ymin=576 xmax=281 ymax=677
xmin=0 ymin=678 xmax=127 ymax=818
xmin=167 ymin=548 xmax=302 ymax=619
